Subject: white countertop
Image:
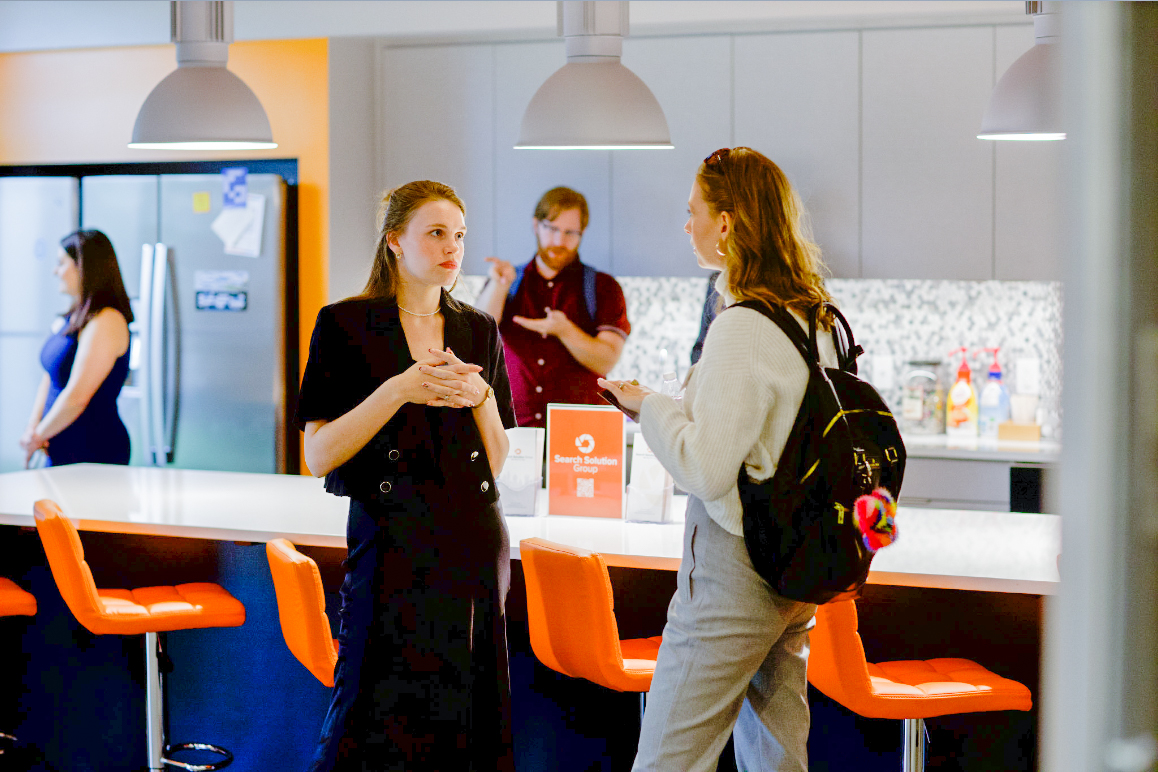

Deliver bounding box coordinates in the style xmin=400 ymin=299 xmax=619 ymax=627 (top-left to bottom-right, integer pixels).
xmin=902 ymin=433 xmax=1060 ymax=463
xmin=0 ymin=464 xmax=1060 ymax=595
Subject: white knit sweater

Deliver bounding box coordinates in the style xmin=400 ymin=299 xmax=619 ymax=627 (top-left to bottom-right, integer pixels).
xmin=639 ymin=285 xmax=839 ymax=537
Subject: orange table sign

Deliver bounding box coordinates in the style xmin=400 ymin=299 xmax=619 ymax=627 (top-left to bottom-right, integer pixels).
xmin=546 ymin=404 xmax=625 ymax=518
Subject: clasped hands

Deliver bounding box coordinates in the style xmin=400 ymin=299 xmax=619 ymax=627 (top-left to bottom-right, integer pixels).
xmin=403 ymin=347 xmax=489 ymax=409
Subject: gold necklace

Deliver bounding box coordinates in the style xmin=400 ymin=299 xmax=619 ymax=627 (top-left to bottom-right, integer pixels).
xmin=397 ymin=303 xmax=440 ymax=317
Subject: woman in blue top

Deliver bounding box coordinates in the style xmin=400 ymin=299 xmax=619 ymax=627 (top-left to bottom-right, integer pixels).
xmin=21 ymin=230 xmax=133 ymax=468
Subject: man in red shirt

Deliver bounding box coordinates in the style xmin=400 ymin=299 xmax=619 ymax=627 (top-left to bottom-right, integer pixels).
xmin=474 ymin=187 xmax=631 ymax=428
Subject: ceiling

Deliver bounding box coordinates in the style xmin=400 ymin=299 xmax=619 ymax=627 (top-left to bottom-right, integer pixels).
xmin=0 ymin=1 xmax=1027 ymax=54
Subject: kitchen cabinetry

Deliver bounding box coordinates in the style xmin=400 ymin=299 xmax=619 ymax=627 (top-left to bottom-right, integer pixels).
xmin=613 ymin=35 xmax=731 ymax=277
xmin=362 ymin=18 xmax=1057 ymax=288
xmin=380 ymin=43 xmax=498 ymax=273
xmin=861 ymin=26 xmax=995 ymax=280
xmin=901 ymin=456 xmax=1053 ymax=512
xmin=993 ymin=25 xmax=1064 ymax=281
xmin=734 ymin=31 xmax=860 ymax=279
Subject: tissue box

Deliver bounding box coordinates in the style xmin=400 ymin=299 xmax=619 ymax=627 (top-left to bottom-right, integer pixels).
xmin=497 ymin=428 xmax=545 ymax=516
xmin=624 ymin=432 xmax=673 ymax=523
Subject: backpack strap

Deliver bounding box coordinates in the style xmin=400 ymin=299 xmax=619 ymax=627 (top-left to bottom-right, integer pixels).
xmin=826 ymin=304 xmax=864 ymax=374
xmin=507 ymin=260 xmax=599 ymax=321
xmin=582 ymin=264 xmax=597 ymax=321
xmin=506 ymin=261 xmax=530 ymax=304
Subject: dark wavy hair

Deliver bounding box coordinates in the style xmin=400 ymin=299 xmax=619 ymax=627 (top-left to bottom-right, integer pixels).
xmin=61 ymin=230 xmax=134 ymax=334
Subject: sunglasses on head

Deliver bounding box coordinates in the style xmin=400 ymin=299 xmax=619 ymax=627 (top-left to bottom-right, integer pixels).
xmin=704 ymin=147 xmax=731 ymax=166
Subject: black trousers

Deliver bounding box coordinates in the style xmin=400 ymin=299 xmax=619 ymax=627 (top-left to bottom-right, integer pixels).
xmin=308 ymin=493 xmax=513 ymax=772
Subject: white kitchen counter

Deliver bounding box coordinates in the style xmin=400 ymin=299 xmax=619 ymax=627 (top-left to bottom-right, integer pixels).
xmin=0 ymin=464 xmax=1060 ymax=595
xmin=902 ymin=432 xmax=1060 ymax=463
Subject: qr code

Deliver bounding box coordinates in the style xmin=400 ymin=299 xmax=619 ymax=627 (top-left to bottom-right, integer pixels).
xmin=576 ymin=478 xmax=595 ymax=498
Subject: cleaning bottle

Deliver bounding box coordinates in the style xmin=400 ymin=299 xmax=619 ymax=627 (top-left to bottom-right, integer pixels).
xmin=978 ymin=347 xmax=1011 ymax=439
xmin=945 ymin=347 xmax=978 ymax=437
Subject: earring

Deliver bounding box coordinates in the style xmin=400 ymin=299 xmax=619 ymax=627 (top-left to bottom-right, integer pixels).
xmin=715 ymin=243 xmax=725 ymax=257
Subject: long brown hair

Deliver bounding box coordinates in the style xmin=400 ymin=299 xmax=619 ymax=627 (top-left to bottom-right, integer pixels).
xmin=61 ymin=230 xmax=134 ymax=334
xmin=362 ymin=180 xmax=466 ymax=300
xmin=698 ymin=147 xmax=832 ymax=327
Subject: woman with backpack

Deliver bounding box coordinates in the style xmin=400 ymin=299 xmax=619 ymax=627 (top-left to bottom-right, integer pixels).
xmin=598 ymin=146 xmax=841 ymax=771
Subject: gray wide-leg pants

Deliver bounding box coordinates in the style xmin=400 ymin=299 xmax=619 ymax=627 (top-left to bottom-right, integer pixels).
xmin=632 ymin=497 xmax=816 ymax=772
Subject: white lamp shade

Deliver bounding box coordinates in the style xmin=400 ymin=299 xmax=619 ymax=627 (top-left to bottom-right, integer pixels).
xmin=515 ymin=60 xmax=672 ymax=149
xmin=978 ymin=42 xmax=1064 ymax=140
xmin=130 ymin=66 xmax=277 ymax=150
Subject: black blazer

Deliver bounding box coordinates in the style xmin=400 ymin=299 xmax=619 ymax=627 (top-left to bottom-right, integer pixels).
xmin=295 ymin=292 xmax=516 ymax=508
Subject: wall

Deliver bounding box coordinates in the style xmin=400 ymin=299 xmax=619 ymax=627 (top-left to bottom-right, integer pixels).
xmin=0 ymin=39 xmax=330 ymax=468
xmin=364 ymin=21 xmax=1063 ymax=290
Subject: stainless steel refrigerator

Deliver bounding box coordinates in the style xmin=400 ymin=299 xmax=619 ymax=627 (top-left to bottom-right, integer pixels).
xmin=0 ymin=172 xmax=292 ymax=474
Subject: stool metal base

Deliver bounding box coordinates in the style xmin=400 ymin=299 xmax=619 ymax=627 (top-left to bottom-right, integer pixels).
xmin=163 ymin=742 xmax=233 ymax=771
xmin=145 ymin=632 xmax=233 ymax=772
xmin=901 ymin=717 xmax=927 ymax=772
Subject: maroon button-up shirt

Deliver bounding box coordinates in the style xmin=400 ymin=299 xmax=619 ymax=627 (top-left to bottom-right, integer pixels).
xmin=497 ymin=258 xmax=630 ymax=428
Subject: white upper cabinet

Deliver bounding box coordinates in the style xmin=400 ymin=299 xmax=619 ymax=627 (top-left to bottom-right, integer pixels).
xmin=612 ymin=35 xmax=731 ymax=278
xmin=366 ymin=21 xmax=1059 ymax=284
xmin=994 ymin=25 xmax=1063 ymax=281
xmin=380 ymin=44 xmax=496 ymax=275
xmin=494 ymin=41 xmax=613 ymax=274
xmin=862 ymin=27 xmax=996 ymax=280
xmin=734 ymin=31 xmax=861 ymax=279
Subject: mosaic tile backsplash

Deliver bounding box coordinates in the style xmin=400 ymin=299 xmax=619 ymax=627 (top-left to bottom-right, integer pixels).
xmin=452 ymin=276 xmax=1064 ymax=439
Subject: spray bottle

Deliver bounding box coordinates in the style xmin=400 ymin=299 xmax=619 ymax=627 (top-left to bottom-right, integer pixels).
xmin=978 ymin=347 xmax=1011 ymax=439
xmin=945 ymin=347 xmax=978 ymax=437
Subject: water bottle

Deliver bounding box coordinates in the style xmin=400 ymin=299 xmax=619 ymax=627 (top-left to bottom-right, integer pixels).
xmin=660 ymin=371 xmax=682 ymax=402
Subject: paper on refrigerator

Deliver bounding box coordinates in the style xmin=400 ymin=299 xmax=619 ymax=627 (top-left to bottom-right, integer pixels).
xmin=210 ymin=192 xmax=266 ymax=258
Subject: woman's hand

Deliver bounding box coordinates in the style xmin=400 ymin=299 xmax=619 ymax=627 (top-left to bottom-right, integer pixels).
xmin=596 ymin=378 xmax=654 ymax=414
xmin=19 ymin=427 xmax=47 ymax=469
xmin=424 ymin=347 xmax=489 ymax=407
xmin=385 ymin=353 xmax=482 ymax=408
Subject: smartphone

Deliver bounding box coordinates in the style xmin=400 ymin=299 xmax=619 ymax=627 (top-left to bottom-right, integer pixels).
xmin=599 ymin=388 xmax=640 ymax=422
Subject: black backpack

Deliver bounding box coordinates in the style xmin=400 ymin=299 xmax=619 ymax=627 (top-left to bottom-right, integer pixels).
xmin=734 ymin=300 xmax=906 ymax=604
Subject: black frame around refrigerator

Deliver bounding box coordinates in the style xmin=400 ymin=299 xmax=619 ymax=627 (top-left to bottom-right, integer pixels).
xmin=0 ymin=159 xmax=301 ymax=474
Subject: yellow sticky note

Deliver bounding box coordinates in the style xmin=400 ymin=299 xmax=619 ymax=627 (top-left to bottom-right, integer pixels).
xmin=192 ymin=192 xmax=211 ymax=213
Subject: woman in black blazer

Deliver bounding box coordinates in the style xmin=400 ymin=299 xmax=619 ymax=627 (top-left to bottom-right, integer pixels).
xmin=295 ymin=180 xmax=517 ymax=771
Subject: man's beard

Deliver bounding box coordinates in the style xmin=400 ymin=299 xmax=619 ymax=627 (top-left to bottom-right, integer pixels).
xmin=536 ymin=243 xmax=579 ymax=272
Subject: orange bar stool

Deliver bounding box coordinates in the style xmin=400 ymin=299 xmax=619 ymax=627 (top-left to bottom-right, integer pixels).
xmin=0 ymin=577 xmax=36 ymax=756
xmin=33 ymin=499 xmax=245 ymax=771
xmin=519 ymin=538 xmax=663 ymax=721
xmin=265 ymin=539 xmax=338 ymax=687
xmin=808 ymin=598 xmax=1032 ymax=772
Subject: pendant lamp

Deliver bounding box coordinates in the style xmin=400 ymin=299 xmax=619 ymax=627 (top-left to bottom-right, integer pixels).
xmin=977 ymin=1 xmax=1064 ymax=141
xmin=130 ymin=1 xmax=276 ymax=150
xmin=515 ymin=0 xmax=673 ymax=150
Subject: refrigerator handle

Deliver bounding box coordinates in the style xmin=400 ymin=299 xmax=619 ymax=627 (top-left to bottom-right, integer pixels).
xmin=138 ymin=244 xmax=155 ymax=466
xmin=149 ymin=244 xmax=167 ymax=466
xmin=163 ymin=246 xmax=181 ymax=465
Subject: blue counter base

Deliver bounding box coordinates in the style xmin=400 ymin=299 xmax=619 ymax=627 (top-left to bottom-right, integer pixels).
xmin=2 ymin=527 xmax=1037 ymax=772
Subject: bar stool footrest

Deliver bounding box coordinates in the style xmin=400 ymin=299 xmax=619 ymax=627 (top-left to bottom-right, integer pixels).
xmin=163 ymin=742 xmax=233 ymax=771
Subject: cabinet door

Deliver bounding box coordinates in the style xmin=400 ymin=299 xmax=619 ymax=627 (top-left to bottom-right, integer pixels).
xmin=994 ymin=24 xmax=1064 ymax=281
xmin=380 ymin=43 xmax=496 ymax=274
xmin=734 ymin=31 xmax=861 ymax=279
xmin=494 ymin=41 xmax=613 ymax=274
xmin=862 ymin=27 xmax=995 ymax=279
xmin=612 ymin=35 xmax=731 ymax=278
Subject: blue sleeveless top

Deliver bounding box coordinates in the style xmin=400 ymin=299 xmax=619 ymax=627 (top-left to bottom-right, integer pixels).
xmin=39 ymin=315 xmax=131 ymax=467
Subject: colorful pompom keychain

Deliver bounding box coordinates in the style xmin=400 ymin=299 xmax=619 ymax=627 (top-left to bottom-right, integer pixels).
xmin=854 ymin=488 xmax=899 ymax=552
